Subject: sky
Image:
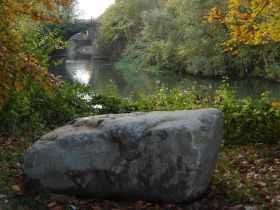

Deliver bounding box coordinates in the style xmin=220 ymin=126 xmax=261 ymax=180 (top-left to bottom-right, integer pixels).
xmin=76 ymin=0 xmax=115 ymax=19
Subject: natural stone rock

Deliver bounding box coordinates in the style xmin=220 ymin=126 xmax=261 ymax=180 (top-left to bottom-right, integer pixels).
xmin=24 ymin=109 xmax=223 ymax=203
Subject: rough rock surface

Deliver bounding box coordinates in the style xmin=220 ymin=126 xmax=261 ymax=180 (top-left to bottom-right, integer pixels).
xmin=24 ymin=109 xmax=223 ymax=203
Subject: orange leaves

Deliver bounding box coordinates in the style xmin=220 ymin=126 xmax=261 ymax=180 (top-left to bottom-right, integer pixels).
xmin=207 ymin=7 xmax=223 ymax=23
xmin=208 ymin=0 xmax=280 ymax=51
xmin=14 ymin=81 xmax=24 ymax=92
xmin=1 ymin=0 xmax=73 ymax=21
xmin=0 ymin=45 xmax=54 ymax=106
xmin=11 ymin=184 xmax=23 ymax=195
xmin=0 ymin=0 xmax=72 ymax=106
xmin=55 ymin=0 xmax=73 ymax=7
xmin=271 ymin=101 xmax=280 ymax=109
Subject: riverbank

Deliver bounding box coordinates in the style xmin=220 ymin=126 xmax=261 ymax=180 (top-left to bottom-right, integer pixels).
xmin=1 ymin=81 xmax=280 ymax=209
xmin=97 ymin=0 xmax=280 ymax=84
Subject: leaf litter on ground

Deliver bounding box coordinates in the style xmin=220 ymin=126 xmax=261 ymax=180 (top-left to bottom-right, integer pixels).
xmin=0 ymin=135 xmax=279 ymax=210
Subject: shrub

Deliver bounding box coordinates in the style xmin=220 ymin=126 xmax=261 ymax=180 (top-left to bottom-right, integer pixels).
xmin=1 ymin=80 xmax=279 ymax=145
xmin=0 ymin=80 xmax=136 ymax=137
xmin=131 ymin=84 xmax=280 ymax=145
xmin=214 ymin=84 xmax=280 ymax=145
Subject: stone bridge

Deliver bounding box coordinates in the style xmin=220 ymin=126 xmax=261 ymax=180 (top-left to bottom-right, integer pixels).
xmin=67 ymin=20 xmax=107 ymax=60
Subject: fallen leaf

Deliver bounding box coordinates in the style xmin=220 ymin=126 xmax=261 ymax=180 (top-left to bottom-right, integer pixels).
xmin=50 ymin=206 xmax=64 ymax=210
xmin=257 ymin=181 xmax=267 ymax=187
xmin=135 ymin=200 xmax=144 ymax=209
xmin=228 ymin=204 xmax=245 ymax=210
xmin=49 ymin=194 xmax=72 ymax=203
xmin=245 ymin=206 xmax=258 ymax=210
xmin=11 ymin=185 xmax=21 ymax=193
xmin=48 ymin=201 xmax=57 ymax=208
xmin=91 ymin=207 xmax=102 ymax=210
xmin=67 ymin=204 xmax=77 ymax=210
xmin=0 ymin=194 xmax=7 ymax=199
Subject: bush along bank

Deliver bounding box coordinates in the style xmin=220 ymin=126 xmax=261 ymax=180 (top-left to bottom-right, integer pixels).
xmin=0 ymin=81 xmax=279 ymax=145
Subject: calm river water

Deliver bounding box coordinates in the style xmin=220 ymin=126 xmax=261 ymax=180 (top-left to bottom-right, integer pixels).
xmin=50 ymin=59 xmax=280 ymax=99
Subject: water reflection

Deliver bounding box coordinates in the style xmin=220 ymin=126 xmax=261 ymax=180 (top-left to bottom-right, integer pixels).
xmin=65 ymin=60 xmax=92 ymax=85
xmin=50 ymin=59 xmax=280 ymax=99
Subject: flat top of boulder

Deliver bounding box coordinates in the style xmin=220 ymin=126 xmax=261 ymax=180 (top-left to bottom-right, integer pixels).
xmin=40 ymin=108 xmax=223 ymax=142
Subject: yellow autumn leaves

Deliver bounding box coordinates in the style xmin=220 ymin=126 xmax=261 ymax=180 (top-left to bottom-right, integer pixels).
xmin=208 ymin=0 xmax=280 ymax=50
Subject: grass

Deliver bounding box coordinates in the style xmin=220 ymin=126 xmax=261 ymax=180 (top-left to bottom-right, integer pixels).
xmin=0 ymin=134 xmax=279 ymax=210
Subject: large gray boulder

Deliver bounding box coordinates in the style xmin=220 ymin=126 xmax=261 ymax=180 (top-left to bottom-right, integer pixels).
xmin=24 ymin=109 xmax=223 ymax=203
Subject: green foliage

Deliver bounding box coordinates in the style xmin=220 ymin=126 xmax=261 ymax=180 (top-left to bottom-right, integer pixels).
xmin=20 ymin=22 xmax=66 ymax=67
xmin=132 ymin=84 xmax=280 ymax=145
xmin=133 ymin=88 xmax=204 ymax=111
xmin=0 ymin=81 xmax=91 ymax=136
xmin=97 ymin=0 xmax=162 ymax=57
xmin=45 ymin=21 xmax=91 ymax=41
xmin=99 ymin=0 xmax=159 ymax=44
xmin=214 ymin=84 xmax=280 ymax=145
xmin=99 ymin=0 xmax=228 ymax=76
xmin=1 ymin=79 xmax=279 ymax=145
xmin=0 ymin=80 xmax=133 ymax=137
xmin=100 ymin=0 xmax=280 ymax=80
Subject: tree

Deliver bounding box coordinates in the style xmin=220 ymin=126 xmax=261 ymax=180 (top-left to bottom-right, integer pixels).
xmin=208 ymin=0 xmax=280 ymax=48
xmin=0 ymin=0 xmax=73 ymax=105
xmin=100 ymin=0 xmax=280 ymax=79
xmin=208 ymin=0 xmax=280 ymax=79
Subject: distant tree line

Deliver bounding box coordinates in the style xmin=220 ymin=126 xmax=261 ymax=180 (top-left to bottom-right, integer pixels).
xmin=98 ymin=0 xmax=280 ymax=80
